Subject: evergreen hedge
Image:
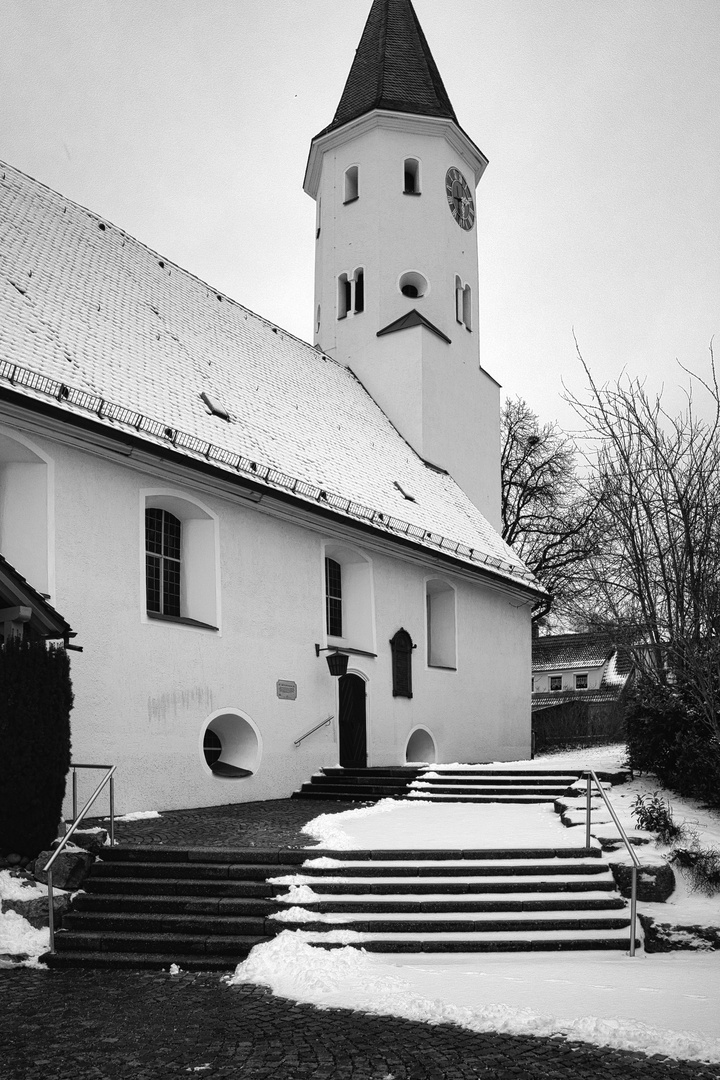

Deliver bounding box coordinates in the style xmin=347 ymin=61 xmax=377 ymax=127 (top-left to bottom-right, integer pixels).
xmin=0 ymin=636 xmax=73 ymax=856
xmin=626 ymin=678 xmax=720 ymax=805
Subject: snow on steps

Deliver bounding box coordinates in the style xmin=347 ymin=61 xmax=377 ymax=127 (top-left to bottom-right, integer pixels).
xmin=44 ymin=842 xmax=638 ymax=968
xmin=270 ymin=847 xmax=638 ymax=954
xmin=292 ymin=766 xmax=590 ymax=803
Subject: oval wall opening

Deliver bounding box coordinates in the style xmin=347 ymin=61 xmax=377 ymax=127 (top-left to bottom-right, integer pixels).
xmin=405 ymin=727 xmax=436 ymax=764
xmin=203 ymin=712 xmax=260 ymax=778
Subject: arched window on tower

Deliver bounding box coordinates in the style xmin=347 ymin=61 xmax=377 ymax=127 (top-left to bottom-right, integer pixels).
xmin=338 ymin=274 xmax=351 ymax=319
xmin=463 ymin=284 xmax=472 ymax=331
xmin=338 ymin=269 xmax=365 ymax=319
xmin=344 ymin=166 xmax=359 ymax=203
xmin=403 ymin=158 xmax=420 ymax=194
xmin=353 ymin=268 xmax=364 ymax=314
xmin=455 ymin=276 xmax=472 ymax=331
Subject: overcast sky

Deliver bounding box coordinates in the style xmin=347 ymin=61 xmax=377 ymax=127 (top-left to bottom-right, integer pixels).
xmin=2 ymin=0 xmax=719 ymax=432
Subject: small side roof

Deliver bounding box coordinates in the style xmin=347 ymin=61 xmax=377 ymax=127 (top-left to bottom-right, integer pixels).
xmin=532 ymin=633 xmax=613 ymax=672
xmin=0 ymin=554 xmax=73 ymax=641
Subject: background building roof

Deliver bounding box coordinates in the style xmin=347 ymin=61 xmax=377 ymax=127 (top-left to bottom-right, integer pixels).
xmin=0 ymin=161 xmax=540 ymax=593
xmin=532 ymin=633 xmax=612 ymax=672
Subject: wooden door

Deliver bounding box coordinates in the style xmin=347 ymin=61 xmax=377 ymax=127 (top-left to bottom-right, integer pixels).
xmin=338 ymin=673 xmax=367 ymax=768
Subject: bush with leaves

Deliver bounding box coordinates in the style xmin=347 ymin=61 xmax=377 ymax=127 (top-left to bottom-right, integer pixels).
xmin=631 ymin=791 xmax=685 ymax=844
xmin=0 ymin=636 xmax=73 ymax=856
xmin=667 ymin=842 xmax=720 ymax=896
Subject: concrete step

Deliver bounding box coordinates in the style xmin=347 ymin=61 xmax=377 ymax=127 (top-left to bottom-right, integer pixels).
xmin=272 ymin=911 xmax=632 ymax=934
xmin=302 ymin=928 xmax=640 ymax=953
xmin=72 ymin=893 xmax=278 ymax=916
xmin=62 ymin=911 xmax=271 ymax=936
xmin=271 ymin=893 xmax=627 ymax=914
xmin=43 ymin=950 xmax=239 ymax=971
xmin=268 ymin=875 xmax=619 ymax=895
xmin=52 ymin=929 xmax=269 ymax=957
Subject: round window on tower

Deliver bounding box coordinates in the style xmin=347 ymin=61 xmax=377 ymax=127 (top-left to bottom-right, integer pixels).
xmin=399 ymin=271 xmax=428 ymax=299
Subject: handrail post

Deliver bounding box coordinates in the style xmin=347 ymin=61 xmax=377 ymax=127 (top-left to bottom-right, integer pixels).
xmin=630 ymin=864 xmax=638 ymax=957
xmin=585 ymin=771 xmax=592 ymax=849
xmin=47 ymin=867 xmax=55 ymax=954
xmin=72 ymin=767 xmax=78 ymax=825
xmin=109 ymin=774 xmax=115 ymax=846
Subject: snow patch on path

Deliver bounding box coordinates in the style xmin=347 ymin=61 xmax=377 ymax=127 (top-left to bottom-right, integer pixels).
xmin=227 ymin=931 xmax=720 ymax=1063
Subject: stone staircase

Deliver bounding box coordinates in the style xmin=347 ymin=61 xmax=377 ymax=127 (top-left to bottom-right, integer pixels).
xmin=270 ymin=846 xmax=637 ymax=953
xmin=293 ymin=767 xmax=584 ymax=803
xmin=44 ymin=841 xmax=638 ymax=968
xmin=44 ymin=847 xmax=292 ymax=970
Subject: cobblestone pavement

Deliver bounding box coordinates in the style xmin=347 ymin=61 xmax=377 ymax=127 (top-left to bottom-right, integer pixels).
xmin=85 ymin=798 xmax=355 ymax=849
xmin=2 ymin=967 xmax=719 ymax=1080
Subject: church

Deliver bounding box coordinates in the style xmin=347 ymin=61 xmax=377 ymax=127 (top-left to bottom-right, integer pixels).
xmin=0 ymin=0 xmax=543 ymax=813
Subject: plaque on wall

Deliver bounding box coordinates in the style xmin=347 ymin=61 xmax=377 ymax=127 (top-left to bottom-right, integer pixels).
xmin=276 ymin=680 xmax=297 ymax=700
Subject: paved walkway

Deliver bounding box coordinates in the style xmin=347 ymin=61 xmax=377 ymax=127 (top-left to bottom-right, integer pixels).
xmin=85 ymin=798 xmax=348 ymax=848
xmin=2 ymin=967 xmax=719 ymax=1080
xmin=3 ymin=798 xmax=715 ymax=1079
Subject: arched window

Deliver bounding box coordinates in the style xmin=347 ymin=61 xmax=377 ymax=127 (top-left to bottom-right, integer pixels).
xmin=344 ymin=165 xmax=359 ymax=203
xmin=325 ymin=557 xmax=343 ymax=637
xmin=338 ymin=269 xmax=365 ymax=319
xmin=426 ymin=578 xmax=457 ymax=669
xmin=142 ymin=491 xmax=219 ymax=629
xmin=455 ymin=276 xmax=472 ymax=331
xmin=403 ymin=158 xmax=421 ymax=194
xmin=338 ymin=274 xmax=350 ymax=319
xmin=390 ymin=628 xmax=414 ymax=698
xmin=145 ymin=508 xmax=181 ymax=617
xmin=322 ymin=543 xmax=374 ymax=653
xmin=354 ymin=268 xmax=364 ymax=314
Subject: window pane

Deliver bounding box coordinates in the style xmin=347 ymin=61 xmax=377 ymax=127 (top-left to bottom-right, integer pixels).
xmin=145 ymin=508 xmax=163 ymax=555
xmin=325 ymin=557 xmax=342 ymax=637
xmin=146 ymin=553 xmax=161 ymax=612
xmin=163 ymin=512 xmax=182 ymax=561
xmin=163 ymin=557 xmax=181 ymax=617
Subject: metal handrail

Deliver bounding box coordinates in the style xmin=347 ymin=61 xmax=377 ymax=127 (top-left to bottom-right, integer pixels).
xmin=294 ymin=715 xmax=333 ymax=747
xmin=44 ymin=763 xmax=116 ymax=954
xmin=584 ymin=768 xmax=640 ymax=956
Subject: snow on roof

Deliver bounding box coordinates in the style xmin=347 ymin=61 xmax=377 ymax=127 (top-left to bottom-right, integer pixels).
xmin=532 ymin=633 xmax=612 ymax=671
xmin=0 ymin=161 xmax=540 ymax=594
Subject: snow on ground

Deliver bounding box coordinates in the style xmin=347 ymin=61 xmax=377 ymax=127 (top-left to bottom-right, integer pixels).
xmin=231 ymin=745 xmax=720 ymax=1062
xmin=105 ymin=810 xmax=161 ymax=822
xmin=228 ymin=930 xmax=720 ymax=1063
xmin=0 ymin=909 xmax=49 ymax=964
xmin=302 ymin=799 xmax=592 ymax=851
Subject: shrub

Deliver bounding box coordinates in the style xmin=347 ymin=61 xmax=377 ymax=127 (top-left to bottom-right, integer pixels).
xmin=668 ymin=842 xmax=720 ymax=896
xmin=625 ymin=678 xmax=720 ymax=805
xmin=0 ymin=636 xmax=73 ymax=856
xmin=631 ymin=792 xmax=685 ymax=844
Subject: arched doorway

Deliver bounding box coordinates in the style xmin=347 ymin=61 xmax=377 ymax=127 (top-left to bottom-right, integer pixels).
xmin=338 ymin=673 xmax=367 ymax=767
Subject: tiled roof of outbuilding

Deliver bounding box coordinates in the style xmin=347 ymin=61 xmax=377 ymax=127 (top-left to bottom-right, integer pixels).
xmin=319 ymin=0 xmax=457 ymax=137
xmin=0 ymin=553 xmax=73 ymax=640
xmin=532 ymin=633 xmax=611 ymax=672
xmin=0 ymin=161 xmax=541 ymax=594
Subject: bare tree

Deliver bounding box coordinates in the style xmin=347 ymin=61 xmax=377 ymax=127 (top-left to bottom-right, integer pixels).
xmin=500 ymin=397 xmax=600 ymax=623
xmin=566 ymin=346 xmax=720 ymax=742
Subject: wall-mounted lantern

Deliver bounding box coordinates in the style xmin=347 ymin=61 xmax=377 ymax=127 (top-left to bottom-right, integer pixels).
xmin=315 ymin=644 xmax=349 ymax=678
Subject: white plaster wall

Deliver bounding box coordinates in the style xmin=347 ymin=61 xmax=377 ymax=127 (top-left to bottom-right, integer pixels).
xmin=11 ymin=428 xmax=530 ymax=815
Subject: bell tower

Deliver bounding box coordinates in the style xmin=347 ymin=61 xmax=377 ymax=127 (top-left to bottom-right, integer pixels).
xmin=304 ymin=0 xmax=501 ymax=529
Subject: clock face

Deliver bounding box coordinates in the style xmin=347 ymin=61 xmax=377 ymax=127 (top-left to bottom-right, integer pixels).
xmin=445 ymin=167 xmax=475 ymax=231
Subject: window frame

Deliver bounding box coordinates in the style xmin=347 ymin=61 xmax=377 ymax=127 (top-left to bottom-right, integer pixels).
xmin=549 ymin=675 xmax=563 ymax=692
xmin=141 ymin=489 xmax=220 ymax=632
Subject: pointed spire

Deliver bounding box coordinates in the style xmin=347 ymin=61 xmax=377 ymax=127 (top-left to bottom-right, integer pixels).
xmin=320 ymin=0 xmax=458 ymax=136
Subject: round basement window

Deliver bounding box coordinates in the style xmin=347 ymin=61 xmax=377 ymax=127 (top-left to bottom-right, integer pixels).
xmin=405 ymin=726 xmax=437 ymax=764
xmin=202 ymin=710 xmax=261 ymax=778
xmin=399 ymin=271 xmax=428 ymax=299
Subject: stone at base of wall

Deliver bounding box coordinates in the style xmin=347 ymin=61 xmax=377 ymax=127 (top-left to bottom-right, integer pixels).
xmin=610 ymin=861 xmax=676 ymax=902
xmin=33 ymin=849 xmax=93 ymax=890
xmin=639 ymin=914 xmax=720 ymax=952
xmin=1 ymin=893 xmax=71 ymax=929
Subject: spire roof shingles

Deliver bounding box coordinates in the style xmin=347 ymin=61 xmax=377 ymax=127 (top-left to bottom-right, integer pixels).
xmin=319 ymin=0 xmax=458 ymax=137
